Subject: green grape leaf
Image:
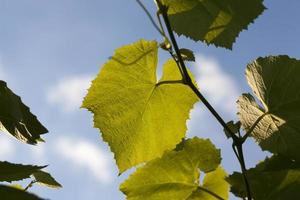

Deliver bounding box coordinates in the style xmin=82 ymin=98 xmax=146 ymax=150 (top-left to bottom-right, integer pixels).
xmin=0 ymin=81 xmax=48 ymax=144
xmin=179 ymin=48 xmax=195 ymax=62
xmin=238 ymin=55 xmax=300 ymax=160
xmin=0 ymin=184 xmax=44 ymax=200
xmin=120 ymin=138 xmax=228 ymax=200
xmin=82 ymin=40 xmax=198 ymax=173
xmin=0 ymin=161 xmax=45 ymax=182
xmin=227 ymin=155 xmax=300 ymax=200
xmin=163 ymin=0 xmax=265 ymax=49
xmin=33 ymin=170 xmax=62 ymax=189
xmin=187 ymin=167 xmax=228 ymax=200
xmin=160 ymin=0 xmax=198 ymax=14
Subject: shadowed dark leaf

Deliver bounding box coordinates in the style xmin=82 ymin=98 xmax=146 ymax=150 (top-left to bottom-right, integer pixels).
xmin=162 ymin=0 xmax=265 ymax=49
xmin=0 ymin=184 xmax=44 ymax=200
xmin=0 ymin=161 xmax=45 ymax=182
xmin=33 ymin=170 xmax=62 ymax=189
xmin=228 ymin=155 xmax=300 ymax=200
xmin=0 ymin=81 xmax=48 ymax=144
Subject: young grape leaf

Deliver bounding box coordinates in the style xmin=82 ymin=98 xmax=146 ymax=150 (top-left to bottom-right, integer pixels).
xmin=179 ymin=48 xmax=195 ymax=62
xmin=0 ymin=81 xmax=48 ymax=144
xmin=0 ymin=161 xmax=45 ymax=182
xmin=33 ymin=170 xmax=62 ymax=189
xmin=238 ymin=55 xmax=300 ymax=160
xmin=82 ymin=40 xmax=198 ymax=173
xmin=120 ymin=138 xmax=228 ymax=200
xmin=162 ymin=0 xmax=265 ymax=49
xmin=0 ymin=184 xmax=44 ymax=200
xmin=223 ymin=121 xmax=240 ymax=139
xmin=227 ymin=155 xmax=300 ymax=200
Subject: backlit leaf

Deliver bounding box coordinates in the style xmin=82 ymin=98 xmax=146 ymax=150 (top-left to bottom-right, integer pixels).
xmin=0 ymin=81 xmax=48 ymax=144
xmin=120 ymin=138 xmax=228 ymax=200
xmin=163 ymin=0 xmax=265 ymax=49
xmin=160 ymin=0 xmax=198 ymax=14
xmin=238 ymin=55 xmax=300 ymax=160
xmin=188 ymin=167 xmax=228 ymax=200
xmin=82 ymin=40 xmax=198 ymax=173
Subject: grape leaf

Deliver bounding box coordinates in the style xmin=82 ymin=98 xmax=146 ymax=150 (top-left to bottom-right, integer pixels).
xmin=160 ymin=0 xmax=198 ymax=14
xmin=228 ymin=155 xmax=300 ymax=200
xmin=33 ymin=170 xmax=62 ymax=189
xmin=0 ymin=161 xmax=45 ymax=182
xmin=187 ymin=167 xmax=228 ymax=200
xmin=179 ymin=48 xmax=195 ymax=62
xmin=120 ymin=138 xmax=228 ymax=200
xmin=82 ymin=40 xmax=198 ymax=173
xmin=0 ymin=81 xmax=48 ymax=144
xmin=223 ymin=121 xmax=240 ymax=139
xmin=0 ymin=184 xmax=44 ymax=200
xmin=238 ymin=55 xmax=300 ymax=160
xmin=163 ymin=0 xmax=265 ymax=49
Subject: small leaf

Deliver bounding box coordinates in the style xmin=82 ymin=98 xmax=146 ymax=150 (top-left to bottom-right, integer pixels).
xmin=162 ymin=0 xmax=266 ymax=49
xmin=0 ymin=161 xmax=45 ymax=182
xmin=238 ymin=55 xmax=300 ymax=160
xmin=0 ymin=184 xmax=44 ymax=200
xmin=179 ymin=48 xmax=195 ymax=62
xmin=82 ymin=40 xmax=198 ymax=173
xmin=159 ymin=39 xmax=172 ymax=51
xmin=0 ymin=81 xmax=48 ymax=144
xmin=223 ymin=121 xmax=240 ymax=138
xmin=120 ymin=138 xmax=228 ymax=200
xmin=33 ymin=170 xmax=62 ymax=189
xmin=227 ymin=155 xmax=300 ymax=200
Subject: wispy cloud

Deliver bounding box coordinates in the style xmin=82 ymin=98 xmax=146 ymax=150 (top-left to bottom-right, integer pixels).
xmin=194 ymin=54 xmax=240 ymax=115
xmin=46 ymin=74 xmax=93 ymax=112
xmin=28 ymin=143 xmax=48 ymax=164
xmin=0 ymin=134 xmax=15 ymax=159
xmin=187 ymin=55 xmax=241 ymax=142
xmin=55 ymin=137 xmax=113 ymax=184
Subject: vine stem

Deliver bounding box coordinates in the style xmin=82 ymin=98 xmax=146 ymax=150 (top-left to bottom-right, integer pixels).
xmin=24 ymin=180 xmax=36 ymax=191
xmin=155 ymin=0 xmax=239 ymax=141
xmin=154 ymin=0 xmax=252 ymax=199
xmin=236 ymin=144 xmax=252 ymax=199
xmin=136 ymin=0 xmax=164 ymax=36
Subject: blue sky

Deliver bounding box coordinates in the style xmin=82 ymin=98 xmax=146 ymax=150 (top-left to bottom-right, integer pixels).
xmin=0 ymin=0 xmax=300 ymax=199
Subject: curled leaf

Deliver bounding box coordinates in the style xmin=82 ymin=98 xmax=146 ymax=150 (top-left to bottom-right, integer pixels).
xmin=238 ymin=55 xmax=300 ymax=160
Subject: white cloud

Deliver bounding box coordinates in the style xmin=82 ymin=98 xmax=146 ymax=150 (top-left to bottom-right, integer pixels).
xmin=194 ymin=55 xmax=240 ymax=114
xmin=55 ymin=137 xmax=112 ymax=184
xmin=28 ymin=143 xmax=47 ymax=164
xmin=0 ymin=134 xmax=15 ymax=159
xmin=46 ymin=74 xmax=93 ymax=112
